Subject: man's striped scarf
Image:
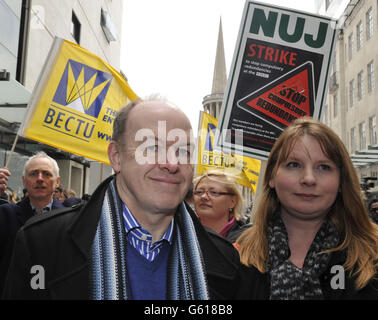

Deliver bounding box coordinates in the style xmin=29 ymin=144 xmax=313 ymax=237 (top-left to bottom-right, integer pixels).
xmin=89 ymin=179 xmax=209 ymax=300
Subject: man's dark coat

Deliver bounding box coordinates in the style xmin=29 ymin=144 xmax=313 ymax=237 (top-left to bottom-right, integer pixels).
xmin=3 ymin=176 xmax=243 ymax=300
xmin=0 ymin=197 xmax=64 ymax=294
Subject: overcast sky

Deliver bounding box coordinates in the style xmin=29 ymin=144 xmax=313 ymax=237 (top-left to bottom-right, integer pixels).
xmin=120 ymin=1 xmax=318 ymax=133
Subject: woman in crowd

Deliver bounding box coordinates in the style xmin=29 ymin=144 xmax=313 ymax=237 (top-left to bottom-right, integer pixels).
xmin=236 ymin=117 xmax=378 ymax=299
xmin=193 ymin=169 xmax=250 ymax=243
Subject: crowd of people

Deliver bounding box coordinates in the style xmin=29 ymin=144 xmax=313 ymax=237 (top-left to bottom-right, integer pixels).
xmin=0 ymin=96 xmax=377 ymax=300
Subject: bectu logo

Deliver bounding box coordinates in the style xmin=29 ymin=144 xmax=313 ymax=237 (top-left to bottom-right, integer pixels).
xmin=42 ymin=60 xmax=113 ymax=142
xmin=205 ymin=123 xmax=216 ymax=151
xmin=52 ymin=59 xmax=112 ymax=118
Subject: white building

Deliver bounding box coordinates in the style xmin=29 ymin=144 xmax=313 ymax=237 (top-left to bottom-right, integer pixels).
xmin=0 ymin=0 xmax=123 ymax=197
xmin=321 ymin=0 xmax=378 ymax=193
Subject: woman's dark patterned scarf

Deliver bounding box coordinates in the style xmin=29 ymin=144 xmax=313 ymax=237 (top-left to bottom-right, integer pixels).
xmin=266 ymin=211 xmax=339 ymax=300
xmin=89 ymin=178 xmax=209 ymax=300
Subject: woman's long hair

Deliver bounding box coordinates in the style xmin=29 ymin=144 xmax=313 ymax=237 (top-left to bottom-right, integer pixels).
xmin=237 ymin=117 xmax=378 ymax=290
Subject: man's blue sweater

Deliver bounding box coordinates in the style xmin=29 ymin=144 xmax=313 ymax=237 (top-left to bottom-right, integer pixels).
xmin=126 ymin=240 xmax=170 ymax=300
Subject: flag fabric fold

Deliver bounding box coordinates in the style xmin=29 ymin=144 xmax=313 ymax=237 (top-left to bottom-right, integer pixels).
xmin=19 ymin=37 xmax=138 ymax=164
xmin=196 ymin=112 xmax=260 ymax=193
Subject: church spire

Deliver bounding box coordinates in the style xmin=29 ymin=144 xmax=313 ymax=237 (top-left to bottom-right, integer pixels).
xmin=211 ymin=17 xmax=227 ymax=94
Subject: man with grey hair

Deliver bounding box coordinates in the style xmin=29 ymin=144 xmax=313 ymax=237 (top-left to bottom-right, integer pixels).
xmin=0 ymin=151 xmax=64 ymax=294
xmin=21 ymin=151 xmax=61 ymax=213
xmin=4 ymin=96 xmax=244 ymax=299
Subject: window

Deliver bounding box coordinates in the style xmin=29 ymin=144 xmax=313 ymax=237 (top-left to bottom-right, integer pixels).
xmin=357 ymin=21 xmax=363 ymax=50
xmin=366 ymin=7 xmax=373 ymax=40
xmin=348 ymin=33 xmax=354 ymax=60
xmin=359 ymin=122 xmax=366 ymax=150
xmin=358 ymin=70 xmax=364 ymax=100
xmin=333 ymin=94 xmax=338 ymax=117
xmin=71 ymin=11 xmax=81 ymax=44
xmin=351 ymin=127 xmax=356 ymax=153
xmin=369 ymin=116 xmax=377 ymax=145
xmin=349 ymin=79 xmax=355 ymax=107
xmin=101 ymin=9 xmax=118 ymax=42
xmin=368 ymin=60 xmax=375 ymax=93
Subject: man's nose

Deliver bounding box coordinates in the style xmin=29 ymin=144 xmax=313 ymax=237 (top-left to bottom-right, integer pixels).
xmin=159 ymin=160 xmax=179 ymax=173
xmin=158 ymin=149 xmax=180 ymax=172
xmin=36 ymin=172 xmax=44 ymax=180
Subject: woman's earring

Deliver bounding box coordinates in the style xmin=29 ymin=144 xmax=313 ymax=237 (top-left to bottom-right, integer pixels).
xmin=228 ymin=208 xmax=233 ymax=220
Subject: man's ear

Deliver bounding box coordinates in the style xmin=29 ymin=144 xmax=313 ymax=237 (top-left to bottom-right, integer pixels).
xmin=55 ymin=176 xmax=61 ymax=189
xmin=108 ymin=141 xmax=121 ymax=173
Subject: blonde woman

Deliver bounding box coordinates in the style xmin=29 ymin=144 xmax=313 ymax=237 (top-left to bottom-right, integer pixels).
xmin=237 ymin=117 xmax=378 ymax=299
xmin=193 ymin=169 xmax=250 ymax=242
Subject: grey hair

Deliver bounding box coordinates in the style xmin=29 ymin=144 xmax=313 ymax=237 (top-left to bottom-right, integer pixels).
xmin=112 ymin=94 xmax=180 ymax=144
xmin=23 ymin=151 xmax=60 ymax=178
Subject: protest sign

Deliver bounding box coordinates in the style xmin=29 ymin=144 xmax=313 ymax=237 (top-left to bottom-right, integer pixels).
xmin=214 ymin=1 xmax=337 ymax=160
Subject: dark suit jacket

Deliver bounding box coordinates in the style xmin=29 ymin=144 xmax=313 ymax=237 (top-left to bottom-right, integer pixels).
xmin=0 ymin=197 xmax=64 ymax=295
xmin=3 ymin=176 xmax=243 ymax=300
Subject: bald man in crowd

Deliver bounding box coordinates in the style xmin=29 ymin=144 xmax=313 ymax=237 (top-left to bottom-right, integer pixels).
xmin=4 ymin=96 xmax=244 ymax=300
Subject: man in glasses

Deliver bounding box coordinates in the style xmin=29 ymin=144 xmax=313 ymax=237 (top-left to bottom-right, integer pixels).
xmin=4 ymin=96 xmax=244 ymax=300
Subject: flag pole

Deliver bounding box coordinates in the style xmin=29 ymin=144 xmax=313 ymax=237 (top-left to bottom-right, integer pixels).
xmin=5 ymin=134 xmax=19 ymax=169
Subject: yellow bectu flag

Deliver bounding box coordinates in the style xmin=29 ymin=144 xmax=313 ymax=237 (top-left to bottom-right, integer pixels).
xmin=196 ymin=112 xmax=261 ymax=193
xmin=18 ymin=37 xmax=138 ymax=164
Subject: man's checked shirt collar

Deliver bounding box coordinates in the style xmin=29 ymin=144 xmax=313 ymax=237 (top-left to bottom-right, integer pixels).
xmin=122 ymin=203 xmax=174 ymax=262
xmin=30 ymin=198 xmax=53 ymax=214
